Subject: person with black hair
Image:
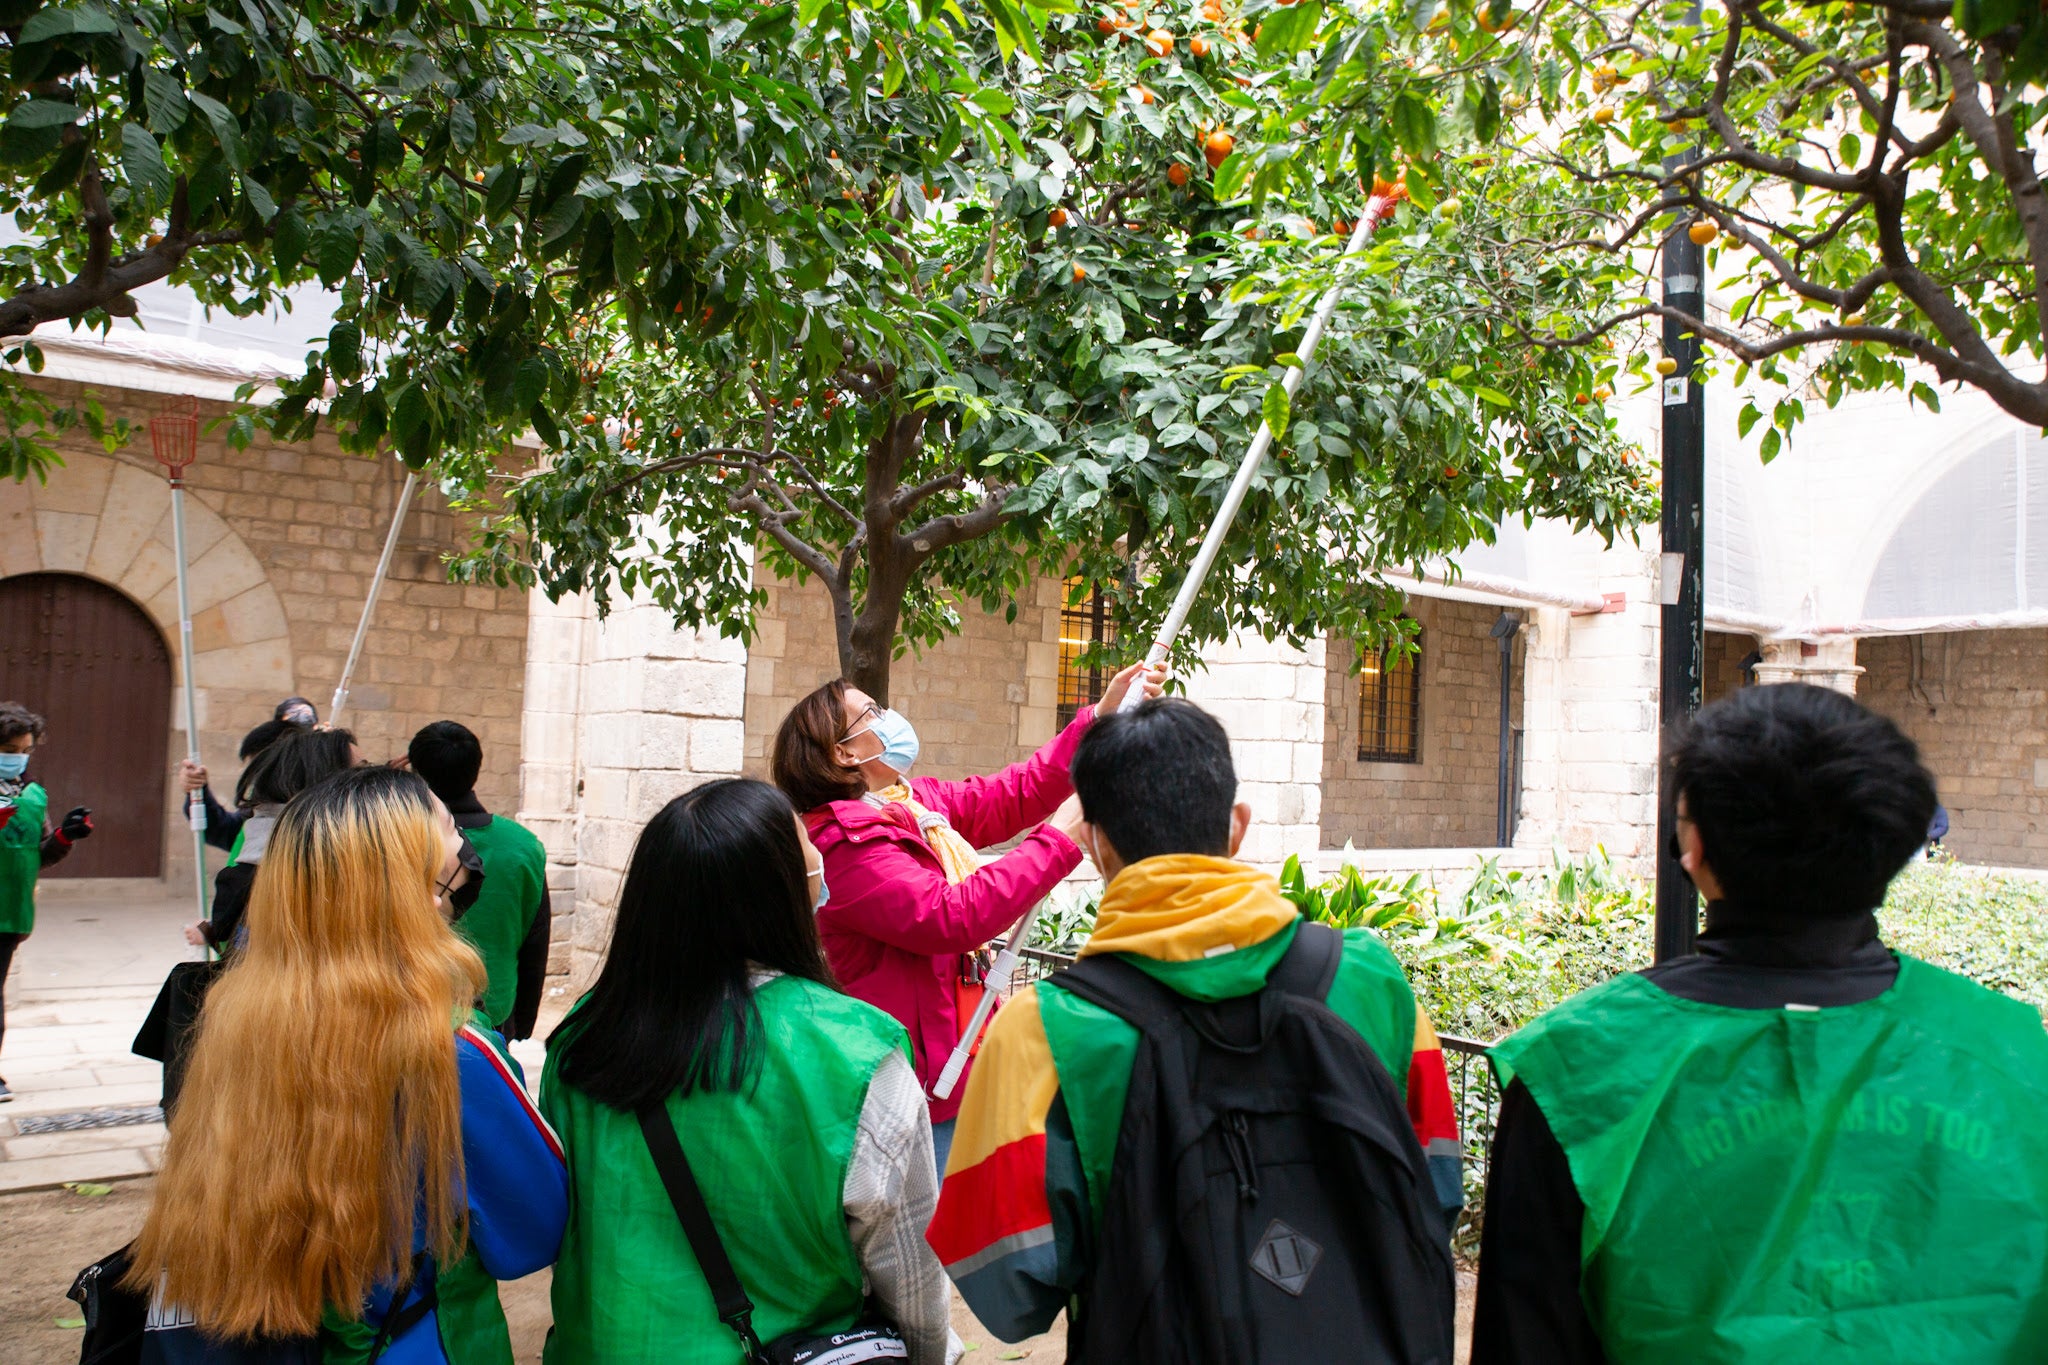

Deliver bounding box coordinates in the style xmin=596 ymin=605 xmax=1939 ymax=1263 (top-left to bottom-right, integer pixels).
xmin=1473 ymin=683 xmax=2048 ymax=1364
xmin=407 ymin=720 xmax=549 ymax=1040
xmin=177 ymin=718 xmax=299 ymax=856
xmin=933 ymin=697 xmax=1462 ymax=1350
xmin=0 ymin=701 xmax=93 ymax=1102
xmin=539 ymin=779 xmax=961 ymax=1363
xmin=183 ymin=728 xmax=363 ymax=954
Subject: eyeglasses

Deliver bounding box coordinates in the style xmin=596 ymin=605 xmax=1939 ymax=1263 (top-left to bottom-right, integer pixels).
xmin=840 ymin=702 xmax=882 ymax=744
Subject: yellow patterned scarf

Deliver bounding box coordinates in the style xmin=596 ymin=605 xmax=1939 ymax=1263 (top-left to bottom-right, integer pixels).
xmin=872 ymin=783 xmax=981 ymax=883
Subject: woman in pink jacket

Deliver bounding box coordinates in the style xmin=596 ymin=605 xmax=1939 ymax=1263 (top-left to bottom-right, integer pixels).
xmin=772 ymin=663 xmax=1161 ymax=1167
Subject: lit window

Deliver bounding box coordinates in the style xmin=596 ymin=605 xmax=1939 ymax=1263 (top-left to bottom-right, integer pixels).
xmin=1356 ymin=630 xmax=1421 ymax=763
xmin=1057 ymin=579 xmax=1117 ymax=728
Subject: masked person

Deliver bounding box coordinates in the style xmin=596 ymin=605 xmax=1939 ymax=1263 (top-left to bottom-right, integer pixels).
xmin=930 ymin=698 xmax=1463 ymax=1356
xmin=772 ymin=663 xmax=1162 ymax=1169
xmin=407 ymin=721 xmax=541 ymax=1040
xmin=0 ymin=701 xmax=93 ymax=1102
xmin=124 ymin=766 xmax=566 ymax=1364
xmin=1473 ymin=683 xmax=2048 ymax=1365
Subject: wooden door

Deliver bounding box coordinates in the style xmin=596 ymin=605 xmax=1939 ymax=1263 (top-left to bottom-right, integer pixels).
xmin=0 ymin=573 xmax=171 ymax=877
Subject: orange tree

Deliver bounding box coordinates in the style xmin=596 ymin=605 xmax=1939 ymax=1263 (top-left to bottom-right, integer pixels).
xmin=447 ymin=0 xmax=1651 ymax=699
xmin=1281 ymin=0 xmax=2048 ymax=448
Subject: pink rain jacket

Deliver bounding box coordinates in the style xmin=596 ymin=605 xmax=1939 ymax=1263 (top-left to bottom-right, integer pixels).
xmin=805 ymin=707 xmax=1093 ymax=1122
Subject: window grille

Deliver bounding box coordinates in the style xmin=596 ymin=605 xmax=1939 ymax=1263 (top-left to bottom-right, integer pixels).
xmin=1057 ymin=579 xmax=1117 ymax=728
xmin=1356 ymin=631 xmax=1422 ymax=763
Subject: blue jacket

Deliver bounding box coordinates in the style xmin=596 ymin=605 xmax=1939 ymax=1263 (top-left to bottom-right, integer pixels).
xmin=144 ymin=1022 xmax=567 ymax=1364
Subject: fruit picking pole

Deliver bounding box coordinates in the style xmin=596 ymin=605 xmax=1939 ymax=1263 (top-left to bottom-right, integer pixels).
xmin=150 ymin=400 xmax=210 ymax=939
xmin=932 ymin=193 xmax=1404 ymax=1101
xmin=330 ymin=468 xmax=419 ymax=728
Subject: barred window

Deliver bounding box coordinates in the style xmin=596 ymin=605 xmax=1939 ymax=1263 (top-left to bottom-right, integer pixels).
xmin=1356 ymin=631 xmax=1421 ymax=763
xmin=1057 ymin=579 xmax=1117 ymax=728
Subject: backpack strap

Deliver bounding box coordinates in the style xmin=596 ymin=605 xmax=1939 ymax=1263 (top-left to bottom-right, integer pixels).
xmin=1052 ymin=920 xmax=1343 ymax=1030
xmin=636 ymin=1103 xmax=767 ymax=1363
xmin=1265 ymin=920 xmax=1343 ymax=1002
xmin=1048 ymin=950 xmax=1184 ymax=1031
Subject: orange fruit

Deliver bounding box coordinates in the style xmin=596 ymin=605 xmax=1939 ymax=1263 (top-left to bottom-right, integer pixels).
xmin=1204 ymin=129 xmax=1235 ymax=167
xmin=1133 ymin=85 xmax=1155 ymax=104
xmin=581 ymin=414 xmax=598 ymax=425
xmin=1190 ymin=34 xmax=1210 ymax=55
xmin=1073 ymin=263 xmax=1088 ymax=281
xmin=1050 ymin=206 xmax=1070 ymax=227
xmin=1168 ymin=162 xmax=1190 ymax=186
xmin=1592 ymin=105 xmax=1615 ymax=125
xmin=1688 ymin=219 xmax=1718 ymax=245
xmin=1097 ymin=13 xmax=1117 ymax=31
xmin=1144 ymin=27 xmax=1173 ymax=55
xmin=924 ymin=183 xmax=941 ymax=200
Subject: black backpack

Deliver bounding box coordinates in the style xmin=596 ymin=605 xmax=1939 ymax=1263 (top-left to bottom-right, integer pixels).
xmin=1049 ymin=921 xmax=1456 ymax=1364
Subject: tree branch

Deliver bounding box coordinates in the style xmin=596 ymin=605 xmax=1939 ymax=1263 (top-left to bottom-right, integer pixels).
xmin=899 ymin=485 xmax=1013 ymax=558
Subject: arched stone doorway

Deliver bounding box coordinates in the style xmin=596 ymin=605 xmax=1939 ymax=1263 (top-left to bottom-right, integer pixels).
xmin=0 ymin=573 xmax=172 ymax=876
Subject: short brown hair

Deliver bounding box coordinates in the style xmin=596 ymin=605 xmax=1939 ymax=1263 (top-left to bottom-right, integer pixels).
xmin=772 ymin=679 xmax=866 ymax=813
xmin=0 ymin=702 xmax=46 ymax=746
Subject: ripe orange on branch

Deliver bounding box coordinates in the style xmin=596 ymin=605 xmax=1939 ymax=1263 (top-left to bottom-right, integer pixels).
xmin=1204 ymin=129 xmax=1235 ymax=167
xmin=1049 ymin=206 xmax=1070 ymax=227
xmin=1144 ymin=27 xmax=1173 ymax=55
xmin=1167 ymin=162 xmax=1190 ymax=186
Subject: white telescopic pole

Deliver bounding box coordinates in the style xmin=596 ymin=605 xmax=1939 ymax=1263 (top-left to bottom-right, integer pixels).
xmin=330 ymin=469 xmax=419 ymax=728
xmin=932 ymin=195 xmax=1402 ymax=1101
xmin=168 ymin=477 xmax=210 ymax=934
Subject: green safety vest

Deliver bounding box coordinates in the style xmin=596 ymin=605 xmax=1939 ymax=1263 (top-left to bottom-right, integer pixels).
xmin=455 ymin=816 xmax=547 ymax=1028
xmin=540 ymin=975 xmax=908 ymax=1364
xmin=0 ymin=782 xmax=47 ymax=936
xmin=1491 ymin=955 xmax=2048 ymax=1364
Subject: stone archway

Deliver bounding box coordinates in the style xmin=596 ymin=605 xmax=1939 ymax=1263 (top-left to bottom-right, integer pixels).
xmin=0 ymin=449 xmax=294 ymax=878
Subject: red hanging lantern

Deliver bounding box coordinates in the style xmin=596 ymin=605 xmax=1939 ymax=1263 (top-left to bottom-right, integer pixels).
xmin=149 ymin=397 xmax=200 ymax=488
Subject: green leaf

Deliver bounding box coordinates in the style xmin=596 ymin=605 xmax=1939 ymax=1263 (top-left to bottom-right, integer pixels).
xmin=187 ymin=91 xmax=246 ymax=169
xmin=61 ymin=1181 xmax=113 ymax=1197
xmin=143 ymin=70 xmax=188 ymax=134
xmin=272 ymin=208 xmax=310 ymax=277
xmin=316 ymin=222 xmax=360 ymax=286
xmin=1261 ymin=381 xmax=1291 ymax=440
xmin=121 ymin=124 xmax=172 ymax=204
xmin=327 ymin=320 xmax=363 ymax=379
xmin=1736 ymin=401 xmax=1762 ymax=438
xmin=449 ymin=102 xmax=478 ymax=152
xmin=241 ymin=174 xmax=278 ymax=222
xmin=1390 ymin=92 xmax=1437 ymax=159
xmin=9 ymin=99 xmax=84 ymax=129
xmin=56 ymin=1317 xmax=87 ymax=1330
xmin=1759 ymin=427 xmax=1782 ymax=462
xmin=1474 ymin=386 xmax=1511 ymax=407
xmin=19 ymin=5 xmax=119 ymax=43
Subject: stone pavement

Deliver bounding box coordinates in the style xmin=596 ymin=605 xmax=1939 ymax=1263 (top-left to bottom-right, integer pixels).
xmin=0 ymin=882 xmax=554 ymax=1193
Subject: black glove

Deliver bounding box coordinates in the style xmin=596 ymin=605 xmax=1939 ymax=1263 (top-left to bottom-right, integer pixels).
xmin=57 ymin=807 xmax=93 ymax=844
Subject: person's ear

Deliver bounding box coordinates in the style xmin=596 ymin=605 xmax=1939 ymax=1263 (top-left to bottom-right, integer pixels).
xmin=1227 ymin=802 xmax=1251 ymax=857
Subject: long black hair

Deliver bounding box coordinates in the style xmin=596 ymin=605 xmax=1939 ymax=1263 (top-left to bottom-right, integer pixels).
xmin=236 ymin=728 xmax=358 ymax=809
xmin=552 ymin=778 xmax=835 ymax=1110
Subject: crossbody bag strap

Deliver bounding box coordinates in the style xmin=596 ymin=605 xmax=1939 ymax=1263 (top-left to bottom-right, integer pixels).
xmin=636 ymin=1102 xmax=766 ymax=1362
xmin=366 ymin=1251 xmax=438 ymax=1364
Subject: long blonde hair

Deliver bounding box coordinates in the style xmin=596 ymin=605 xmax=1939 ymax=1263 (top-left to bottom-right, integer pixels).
xmin=128 ymin=767 xmax=486 ymax=1339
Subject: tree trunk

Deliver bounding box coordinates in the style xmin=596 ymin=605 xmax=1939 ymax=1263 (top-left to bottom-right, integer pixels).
xmin=833 ymin=407 xmax=927 ymax=705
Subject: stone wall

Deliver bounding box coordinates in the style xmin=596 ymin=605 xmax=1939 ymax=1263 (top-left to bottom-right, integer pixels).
xmin=0 ymin=379 xmax=530 ymax=885
xmin=519 ymin=588 xmax=749 ymax=986
xmin=1514 ymin=542 xmax=1663 ymax=866
xmin=1178 ymin=633 xmax=1327 ymax=869
xmin=1859 ymin=630 xmax=2048 ymax=869
xmin=741 ymin=569 xmax=1065 ymax=782
xmin=1320 ymin=596 xmax=1526 ymax=850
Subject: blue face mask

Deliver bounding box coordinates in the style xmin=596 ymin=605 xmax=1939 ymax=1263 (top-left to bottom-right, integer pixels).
xmin=0 ymin=753 xmax=28 ymax=779
xmin=846 ymin=708 xmax=920 ymax=779
xmin=808 ymin=866 xmax=830 ymax=912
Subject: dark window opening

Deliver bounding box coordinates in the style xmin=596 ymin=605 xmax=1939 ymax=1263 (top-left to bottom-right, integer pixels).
xmin=1356 ymin=631 xmax=1422 ymax=764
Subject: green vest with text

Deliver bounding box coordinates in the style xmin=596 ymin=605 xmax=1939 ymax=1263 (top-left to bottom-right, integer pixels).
xmin=1492 ymin=955 xmax=2048 ymax=1364
xmin=0 ymin=782 xmax=47 ymax=936
xmin=539 ymin=975 xmax=907 ymax=1365
xmin=456 ymin=816 xmax=547 ymax=1027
